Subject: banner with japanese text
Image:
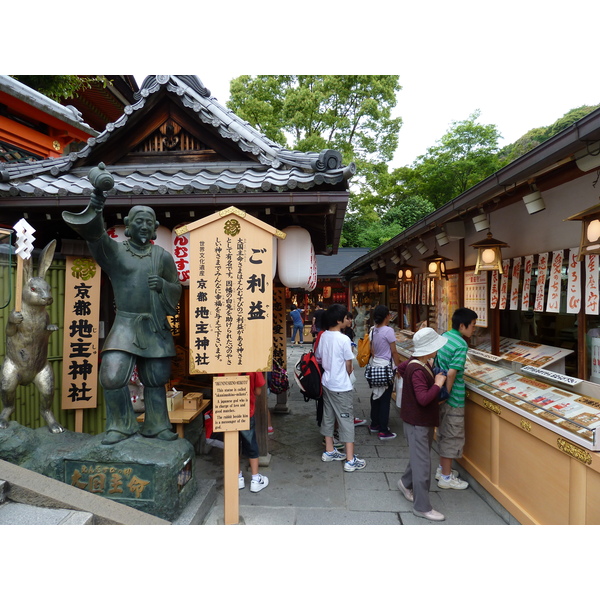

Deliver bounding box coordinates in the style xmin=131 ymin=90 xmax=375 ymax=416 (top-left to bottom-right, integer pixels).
xmin=509 ymin=257 xmax=521 ymax=310
xmin=546 ymin=250 xmax=563 ymax=313
xmin=178 ymin=207 xmax=285 ymax=374
xmin=566 ymin=248 xmax=581 ymax=314
xmin=499 ymin=259 xmax=510 ymax=309
xmin=521 ymin=255 xmax=533 ymax=311
xmin=464 ymin=270 xmax=488 ymax=327
xmin=61 ymin=256 xmax=100 ymax=410
xmin=585 ymin=254 xmax=599 ymax=315
xmin=534 ymin=253 xmax=548 ymax=312
xmin=490 ymin=270 xmax=499 ymax=309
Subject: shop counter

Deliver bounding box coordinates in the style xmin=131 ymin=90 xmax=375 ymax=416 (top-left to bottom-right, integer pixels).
xmin=462 ymin=358 xmax=600 ymax=524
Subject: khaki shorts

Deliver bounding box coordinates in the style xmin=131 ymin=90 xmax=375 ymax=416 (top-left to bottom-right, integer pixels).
xmin=320 ymin=386 xmax=355 ymax=443
xmin=437 ymin=403 xmax=465 ymax=459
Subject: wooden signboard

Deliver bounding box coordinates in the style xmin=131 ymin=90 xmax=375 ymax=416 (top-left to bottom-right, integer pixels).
xmin=212 ymin=375 xmax=250 ymax=432
xmin=176 ymin=206 xmax=285 ymax=375
xmin=61 ymin=256 xmax=101 ymax=432
xmin=176 ymin=207 xmax=285 ymax=524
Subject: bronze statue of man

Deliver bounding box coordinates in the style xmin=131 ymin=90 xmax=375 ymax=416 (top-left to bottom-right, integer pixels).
xmin=62 ymin=164 xmax=181 ymax=444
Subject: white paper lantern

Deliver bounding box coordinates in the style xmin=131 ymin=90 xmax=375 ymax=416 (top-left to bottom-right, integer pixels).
xmin=172 ymin=223 xmax=191 ymax=287
xmin=305 ymin=243 xmax=317 ymax=291
xmin=277 ymin=226 xmax=312 ymax=288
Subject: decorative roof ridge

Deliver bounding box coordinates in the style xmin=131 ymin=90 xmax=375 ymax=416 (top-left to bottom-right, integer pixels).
xmin=0 ymin=75 xmax=98 ymax=136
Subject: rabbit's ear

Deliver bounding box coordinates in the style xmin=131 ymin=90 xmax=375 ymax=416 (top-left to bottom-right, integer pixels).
xmin=37 ymin=240 xmax=57 ymax=278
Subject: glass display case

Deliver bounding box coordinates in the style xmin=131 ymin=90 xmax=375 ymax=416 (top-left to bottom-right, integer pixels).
xmin=465 ymin=357 xmax=600 ymax=451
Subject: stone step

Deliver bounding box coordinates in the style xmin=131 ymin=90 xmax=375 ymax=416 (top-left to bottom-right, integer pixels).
xmin=0 ymin=501 xmax=94 ymax=525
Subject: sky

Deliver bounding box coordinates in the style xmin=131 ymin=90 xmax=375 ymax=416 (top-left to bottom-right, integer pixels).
xmin=8 ymin=2 xmax=600 ymax=172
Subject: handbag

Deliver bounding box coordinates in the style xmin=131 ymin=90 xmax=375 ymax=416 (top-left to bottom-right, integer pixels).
xmin=268 ymin=358 xmax=290 ymax=395
xmin=364 ymin=358 xmax=394 ymax=388
xmin=394 ymin=373 xmax=403 ymax=408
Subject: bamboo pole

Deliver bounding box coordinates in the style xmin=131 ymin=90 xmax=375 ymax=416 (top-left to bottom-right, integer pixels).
xmin=15 ymin=255 xmax=24 ymax=312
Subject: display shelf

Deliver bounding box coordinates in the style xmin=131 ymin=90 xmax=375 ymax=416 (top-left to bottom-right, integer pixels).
xmin=465 ymin=358 xmax=600 ymax=451
xmin=475 ymin=336 xmax=573 ymax=373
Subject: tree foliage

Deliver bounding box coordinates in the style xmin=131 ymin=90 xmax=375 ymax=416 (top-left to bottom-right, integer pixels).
xmin=498 ymin=104 xmax=600 ymax=164
xmin=228 ymin=75 xmax=402 ymax=166
xmin=389 ymin=111 xmax=502 ymax=210
xmin=11 ymin=75 xmax=110 ymax=101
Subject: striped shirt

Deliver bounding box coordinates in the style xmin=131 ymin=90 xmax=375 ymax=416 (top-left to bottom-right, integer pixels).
xmin=435 ymin=329 xmax=468 ymax=408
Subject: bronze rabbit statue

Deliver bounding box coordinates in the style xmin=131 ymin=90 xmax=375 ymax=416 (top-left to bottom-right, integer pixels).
xmin=0 ymin=239 xmax=64 ymax=433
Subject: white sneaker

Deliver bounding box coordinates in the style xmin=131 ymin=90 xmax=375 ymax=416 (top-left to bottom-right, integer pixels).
xmin=322 ymin=449 xmax=347 ymax=462
xmin=250 ymin=474 xmax=269 ymax=493
xmin=413 ymin=508 xmax=445 ymax=521
xmin=238 ymin=475 xmax=245 ymax=490
xmin=344 ymin=455 xmax=366 ymax=472
xmin=437 ymin=473 xmax=469 ymax=490
xmin=435 ymin=466 xmax=458 ymax=481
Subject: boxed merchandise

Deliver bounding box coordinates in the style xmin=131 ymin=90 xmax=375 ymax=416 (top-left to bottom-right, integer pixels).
xmin=166 ymin=389 xmax=183 ymax=412
xmin=183 ymin=392 xmax=203 ymax=410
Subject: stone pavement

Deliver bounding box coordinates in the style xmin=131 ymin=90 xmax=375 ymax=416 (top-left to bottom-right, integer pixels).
xmin=198 ymin=341 xmax=519 ymax=526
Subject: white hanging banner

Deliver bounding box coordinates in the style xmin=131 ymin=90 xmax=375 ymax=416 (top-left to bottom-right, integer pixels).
xmin=585 ymin=254 xmax=600 ymax=315
xmin=567 ymin=247 xmax=582 ymax=314
xmin=546 ymin=250 xmax=564 ymax=313
xmin=510 ymin=257 xmax=522 ymax=310
xmin=499 ymin=259 xmax=510 ymax=309
xmin=521 ymin=255 xmax=534 ymax=311
xmin=534 ymin=253 xmax=549 ymax=312
xmin=490 ymin=270 xmax=499 ymax=309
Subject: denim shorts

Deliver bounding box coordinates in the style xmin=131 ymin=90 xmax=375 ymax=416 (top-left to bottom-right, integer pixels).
xmin=437 ymin=404 xmax=465 ymax=459
xmin=239 ymin=416 xmax=259 ymax=459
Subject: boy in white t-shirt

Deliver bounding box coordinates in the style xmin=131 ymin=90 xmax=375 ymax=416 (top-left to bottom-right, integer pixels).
xmin=315 ymin=304 xmax=366 ymax=472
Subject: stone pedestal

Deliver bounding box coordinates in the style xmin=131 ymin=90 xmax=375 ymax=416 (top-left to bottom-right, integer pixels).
xmin=0 ymin=422 xmax=196 ymax=521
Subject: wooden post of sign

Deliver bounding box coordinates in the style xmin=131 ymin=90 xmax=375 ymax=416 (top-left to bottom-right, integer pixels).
xmin=75 ymin=409 xmax=84 ymax=433
xmin=224 ymin=429 xmax=240 ymax=525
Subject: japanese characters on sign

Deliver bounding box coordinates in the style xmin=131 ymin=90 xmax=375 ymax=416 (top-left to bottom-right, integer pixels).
xmin=509 ymin=257 xmax=521 ymax=311
xmin=65 ymin=460 xmax=154 ymax=501
xmin=464 ymin=271 xmax=488 ymax=327
xmin=585 ymin=254 xmax=599 ymax=315
xmin=272 ymin=287 xmax=287 ymax=369
xmin=179 ymin=207 xmax=284 ymax=374
xmin=172 ymin=225 xmax=191 ymax=287
xmin=499 ymin=259 xmax=510 ymax=310
xmin=534 ymin=253 xmax=548 ymax=312
xmin=546 ymin=250 xmax=564 ymax=313
xmin=567 ymin=248 xmax=582 ymax=314
xmin=521 ymin=255 xmax=533 ymax=311
xmin=61 ymin=256 xmax=100 ymax=410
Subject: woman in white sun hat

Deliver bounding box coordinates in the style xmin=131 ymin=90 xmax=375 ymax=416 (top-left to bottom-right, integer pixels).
xmin=396 ymin=327 xmax=448 ymax=522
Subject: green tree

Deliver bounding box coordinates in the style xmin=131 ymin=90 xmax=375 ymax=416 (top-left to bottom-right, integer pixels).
xmin=228 ymin=75 xmax=402 ymax=166
xmin=499 ymin=104 xmax=600 ymax=163
xmin=395 ymin=110 xmax=502 ymax=209
xmin=11 ymin=75 xmax=110 ymax=101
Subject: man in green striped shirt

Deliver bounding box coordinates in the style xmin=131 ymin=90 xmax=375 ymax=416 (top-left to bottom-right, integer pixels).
xmin=434 ymin=308 xmax=478 ymax=490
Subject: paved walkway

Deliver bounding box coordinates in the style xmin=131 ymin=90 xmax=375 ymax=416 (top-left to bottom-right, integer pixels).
xmin=198 ymin=342 xmax=518 ymax=526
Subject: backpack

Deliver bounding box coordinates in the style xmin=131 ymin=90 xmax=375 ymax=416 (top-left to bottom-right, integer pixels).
xmin=268 ymin=358 xmax=290 ymax=395
xmin=294 ymin=332 xmax=323 ymax=401
xmin=356 ymin=327 xmax=373 ymax=368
